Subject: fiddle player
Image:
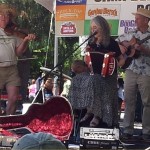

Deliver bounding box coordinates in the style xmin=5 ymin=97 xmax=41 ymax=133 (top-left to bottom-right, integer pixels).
xmin=0 ymin=3 xmax=36 ymax=115
xmin=81 ymin=15 xmax=125 ymax=128
xmin=5 ymin=19 xmax=32 ymax=103
xmin=116 ymin=8 xmax=150 ymax=140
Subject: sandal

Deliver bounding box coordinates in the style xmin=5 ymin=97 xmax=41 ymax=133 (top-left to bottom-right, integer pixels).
xmin=90 ymin=116 xmax=101 ymax=127
xmin=80 ymin=113 xmax=93 ymax=123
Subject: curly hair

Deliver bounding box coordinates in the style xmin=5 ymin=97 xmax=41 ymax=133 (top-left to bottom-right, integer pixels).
xmin=0 ymin=3 xmax=17 ymax=17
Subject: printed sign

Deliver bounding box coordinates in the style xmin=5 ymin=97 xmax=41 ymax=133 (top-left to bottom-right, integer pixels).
xmin=55 ymin=0 xmax=150 ymax=36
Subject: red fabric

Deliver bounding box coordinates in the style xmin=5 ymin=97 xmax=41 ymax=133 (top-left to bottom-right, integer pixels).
xmin=0 ymin=94 xmax=22 ymax=101
xmin=0 ymin=96 xmax=73 ymax=141
xmin=0 ymin=128 xmax=18 ymax=137
xmin=27 ymin=113 xmax=72 ymax=141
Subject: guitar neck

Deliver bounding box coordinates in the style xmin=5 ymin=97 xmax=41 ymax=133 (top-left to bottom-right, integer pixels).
xmin=138 ymin=36 xmax=150 ymax=45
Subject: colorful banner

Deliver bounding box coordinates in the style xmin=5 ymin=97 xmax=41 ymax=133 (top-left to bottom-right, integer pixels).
xmin=55 ymin=0 xmax=150 ymax=36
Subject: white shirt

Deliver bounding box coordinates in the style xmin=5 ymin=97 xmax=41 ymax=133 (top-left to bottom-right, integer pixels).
xmin=118 ymin=86 xmax=124 ymax=100
xmin=0 ymin=28 xmax=21 ymax=67
xmin=116 ymin=27 xmax=150 ymax=76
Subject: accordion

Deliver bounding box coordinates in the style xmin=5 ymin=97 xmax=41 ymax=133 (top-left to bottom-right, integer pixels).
xmin=85 ymin=51 xmax=116 ymax=77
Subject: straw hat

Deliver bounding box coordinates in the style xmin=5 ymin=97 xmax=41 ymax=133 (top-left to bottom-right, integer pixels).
xmin=132 ymin=8 xmax=150 ymax=18
xmin=0 ymin=3 xmax=17 ymax=17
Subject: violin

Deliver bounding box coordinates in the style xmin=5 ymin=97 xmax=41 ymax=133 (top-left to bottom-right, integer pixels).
xmin=4 ymin=21 xmax=28 ymax=39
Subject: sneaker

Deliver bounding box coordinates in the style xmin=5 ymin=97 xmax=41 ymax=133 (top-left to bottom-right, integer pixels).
xmin=142 ymin=134 xmax=150 ymax=140
xmin=122 ymin=133 xmax=133 ymax=140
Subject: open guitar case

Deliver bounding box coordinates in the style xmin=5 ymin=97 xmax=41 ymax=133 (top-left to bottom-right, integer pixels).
xmin=0 ymin=96 xmax=74 ymax=147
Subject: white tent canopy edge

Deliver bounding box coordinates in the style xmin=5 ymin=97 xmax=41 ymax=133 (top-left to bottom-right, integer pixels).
xmin=34 ymin=0 xmax=58 ymax=67
xmin=34 ymin=0 xmax=59 ymax=95
xmin=34 ymin=0 xmax=55 ymax=13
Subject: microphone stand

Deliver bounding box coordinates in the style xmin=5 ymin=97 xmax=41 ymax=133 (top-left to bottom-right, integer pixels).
xmin=32 ymin=32 xmax=97 ymax=103
xmin=43 ymin=32 xmax=97 ymax=77
xmin=32 ymin=73 xmax=45 ymax=104
xmin=58 ymin=64 xmax=64 ymax=95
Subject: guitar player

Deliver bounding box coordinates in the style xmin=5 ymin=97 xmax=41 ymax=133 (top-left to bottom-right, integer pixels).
xmin=116 ymin=8 xmax=150 ymax=140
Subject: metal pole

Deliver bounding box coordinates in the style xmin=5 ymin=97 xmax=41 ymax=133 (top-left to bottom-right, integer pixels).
xmin=44 ymin=12 xmax=54 ymax=67
xmin=53 ymin=36 xmax=59 ymax=95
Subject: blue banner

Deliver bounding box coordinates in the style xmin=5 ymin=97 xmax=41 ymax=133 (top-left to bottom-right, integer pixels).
xmin=56 ymin=0 xmax=87 ymax=6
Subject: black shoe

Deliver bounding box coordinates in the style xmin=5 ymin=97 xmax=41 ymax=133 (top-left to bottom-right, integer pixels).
xmin=122 ymin=133 xmax=133 ymax=140
xmin=90 ymin=116 xmax=101 ymax=127
xmin=80 ymin=113 xmax=93 ymax=123
xmin=142 ymin=134 xmax=150 ymax=141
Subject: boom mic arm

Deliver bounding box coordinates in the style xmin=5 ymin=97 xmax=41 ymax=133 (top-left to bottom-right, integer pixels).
xmin=40 ymin=67 xmax=72 ymax=80
xmin=40 ymin=31 xmax=97 ymax=81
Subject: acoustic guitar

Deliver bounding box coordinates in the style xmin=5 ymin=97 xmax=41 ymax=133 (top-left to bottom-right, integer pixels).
xmin=121 ymin=36 xmax=150 ymax=69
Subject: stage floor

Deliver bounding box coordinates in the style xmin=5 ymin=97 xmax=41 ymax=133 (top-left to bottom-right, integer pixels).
xmin=0 ymin=107 xmax=149 ymax=150
xmin=68 ymin=111 xmax=150 ymax=150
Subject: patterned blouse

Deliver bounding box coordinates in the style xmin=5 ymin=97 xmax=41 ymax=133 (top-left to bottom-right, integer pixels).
xmin=67 ymin=72 xmax=94 ymax=109
xmin=116 ymin=27 xmax=150 ymax=76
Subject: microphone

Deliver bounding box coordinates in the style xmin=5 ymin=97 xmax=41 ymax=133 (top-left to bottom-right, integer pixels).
xmin=40 ymin=67 xmax=72 ymax=80
xmin=87 ymin=31 xmax=98 ymax=48
xmin=86 ymin=30 xmax=98 ymax=47
xmin=88 ymin=30 xmax=98 ymax=38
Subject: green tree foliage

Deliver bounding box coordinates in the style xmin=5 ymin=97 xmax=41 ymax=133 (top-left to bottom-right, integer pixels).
xmin=0 ymin=0 xmax=81 ymax=77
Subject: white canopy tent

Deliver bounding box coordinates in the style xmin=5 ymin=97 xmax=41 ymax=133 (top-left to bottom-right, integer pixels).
xmin=34 ymin=0 xmax=60 ymax=95
xmin=34 ymin=0 xmax=58 ymax=67
xmin=34 ymin=0 xmax=55 ymax=13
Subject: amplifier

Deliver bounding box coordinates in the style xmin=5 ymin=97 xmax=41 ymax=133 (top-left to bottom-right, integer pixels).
xmin=80 ymin=127 xmax=120 ymax=149
xmin=80 ymin=127 xmax=119 ymax=140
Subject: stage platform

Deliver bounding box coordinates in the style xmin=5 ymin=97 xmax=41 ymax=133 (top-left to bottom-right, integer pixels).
xmin=68 ymin=111 xmax=150 ymax=150
xmin=0 ymin=106 xmax=149 ymax=150
xmin=68 ymin=121 xmax=150 ymax=150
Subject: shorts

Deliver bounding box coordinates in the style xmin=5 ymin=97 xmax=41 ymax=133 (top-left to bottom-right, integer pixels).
xmin=0 ymin=65 xmax=21 ymax=89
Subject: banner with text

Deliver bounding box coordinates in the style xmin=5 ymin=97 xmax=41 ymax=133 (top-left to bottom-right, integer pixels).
xmin=55 ymin=0 xmax=150 ymax=36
